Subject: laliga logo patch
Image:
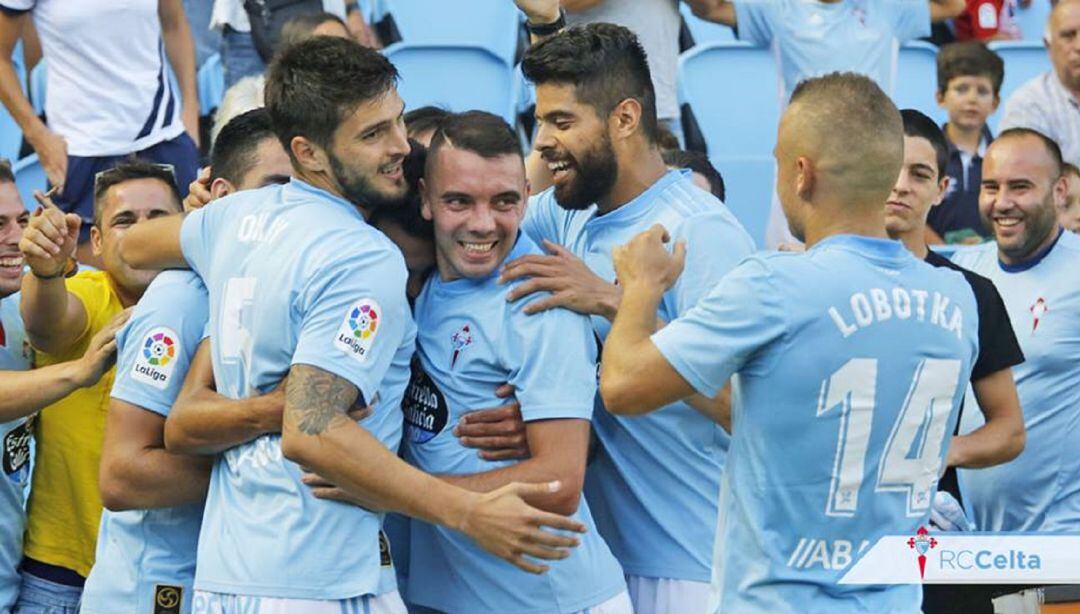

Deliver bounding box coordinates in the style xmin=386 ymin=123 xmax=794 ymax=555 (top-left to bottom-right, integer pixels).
xmin=335 ymin=299 xmax=381 ymax=363
xmin=132 ymin=327 xmax=180 ymax=390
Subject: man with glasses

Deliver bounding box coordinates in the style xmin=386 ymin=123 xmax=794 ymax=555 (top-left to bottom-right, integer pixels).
xmin=15 ymin=159 xmax=182 ymax=612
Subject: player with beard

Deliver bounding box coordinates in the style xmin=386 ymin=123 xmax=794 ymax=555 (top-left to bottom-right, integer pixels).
xmin=15 ymin=159 xmax=182 ymax=609
xmin=499 ymin=22 xmax=754 ymax=614
xmin=117 ymin=37 xmax=586 ymax=614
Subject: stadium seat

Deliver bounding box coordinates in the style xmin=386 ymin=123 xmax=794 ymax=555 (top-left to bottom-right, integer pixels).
xmin=382 ymin=44 xmax=518 ymax=123
xmin=988 ymin=40 xmax=1052 ymax=132
xmin=678 ymin=42 xmax=779 ymax=158
xmin=1 ymin=42 xmax=27 ymax=162
xmin=679 ymin=3 xmax=737 ymax=46
xmin=29 ymin=58 xmax=45 ymax=117
xmin=381 ymin=0 xmax=522 ymax=64
xmin=198 ymin=53 xmax=225 ymax=116
xmin=895 ymin=41 xmax=947 ymax=125
xmin=1011 ymin=0 xmax=1052 ymax=41
xmin=712 ymin=156 xmax=773 ymax=247
xmin=12 ymin=154 xmax=45 ymax=211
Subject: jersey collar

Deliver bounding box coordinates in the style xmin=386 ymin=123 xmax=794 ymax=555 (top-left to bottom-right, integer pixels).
xmin=998 ymin=226 xmax=1064 ymax=273
xmin=811 ymin=234 xmax=911 ymax=262
xmin=586 ymin=169 xmax=686 ymax=227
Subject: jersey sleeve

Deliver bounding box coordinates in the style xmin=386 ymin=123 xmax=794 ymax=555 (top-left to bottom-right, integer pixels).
xmin=504 ymin=299 xmax=598 ymax=423
xmin=110 ymin=282 xmax=209 ymax=417
xmin=180 ymin=201 xmax=230 ymax=277
xmin=665 ymin=209 xmax=756 ymax=317
xmin=651 ymin=257 xmax=787 ymax=398
xmin=733 ymin=0 xmax=779 ymax=46
xmin=969 ymin=275 xmax=1025 ymax=380
xmin=291 ymin=244 xmax=411 ymax=407
xmin=521 ymin=190 xmax=565 ymax=246
xmin=883 ymin=0 xmax=931 ymax=42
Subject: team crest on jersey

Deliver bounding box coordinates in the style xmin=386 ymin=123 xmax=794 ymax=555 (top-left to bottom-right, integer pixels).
xmin=450 ymin=324 xmax=473 ymax=368
xmin=402 ymin=357 xmax=448 ymax=444
xmin=335 ymin=299 xmax=381 ymax=363
xmin=1030 ymin=297 xmax=1048 ymax=333
xmin=908 ymin=526 xmax=938 ymax=579
xmin=132 ymin=327 xmax=180 ymax=390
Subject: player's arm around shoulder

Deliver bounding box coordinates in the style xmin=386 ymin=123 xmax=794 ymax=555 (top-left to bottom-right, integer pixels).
xmin=684 ymin=0 xmax=737 ymax=27
xmin=117 ymin=212 xmax=189 ymax=272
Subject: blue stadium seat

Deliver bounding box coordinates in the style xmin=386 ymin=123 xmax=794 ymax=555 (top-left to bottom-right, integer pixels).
xmin=383 ymin=44 xmax=518 ymax=123
xmin=198 ymin=53 xmax=225 ymax=115
xmin=711 ymin=156 xmax=773 ymax=248
xmin=12 ymin=154 xmax=45 ymax=211
xmin=382 ymin=0 xmax=522 ymax=64
xmin=1 ymin=41 xmax=27 ymax=163
xmin=678 ymin=42 xmax=779 ymax=158
xmin=988 ymin=40 xmax=1051 ymax=132
xmin=679 ymin=3 xmax=736 ymax=46
xmin=895 ymin=41 xmax=947 ymax=124
xmin=1011 ymin=0 xmax=1052 ymax=41
xmin=29 ymin=59 xmax=45 ymax=117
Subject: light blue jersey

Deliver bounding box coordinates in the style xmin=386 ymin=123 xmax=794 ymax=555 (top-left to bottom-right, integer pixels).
xmin=179 ymin=179 xmax=415 ymax=600
xmin=522 ymin=170 xmax=754 ymax=582
xmin=81 ymin=270 xmax=208 ymax=614
xmin=403 ymin=235 xmax=625 ymax=614
xmin=954 ymin=230 xmax=1080 ymax=532
xmin=0 ymin=294 xmax=32 ymax=612
xmin=650 ymin=235 xmax=979 ymax=612
xmin=735 ymin=0 xmax=929 ymax=100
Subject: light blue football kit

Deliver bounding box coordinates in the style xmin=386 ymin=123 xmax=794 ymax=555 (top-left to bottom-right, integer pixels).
xmin=81 ymin=270 xmax=208 ymax=614
xmin=522 ymin=170 xmax=755 ymax=584
xmin=955 ymin=230 xmax=1080 ymax=532
xmin=0 ymin=294 xmax=33 ymax=612
xmin=735 ymin=0 xmax=930 ymax=100
xmin=179 ymin=179 xmax=415 ymax=605
xmin=650 ymin=235 xmax=979 ymax=612
xmin=403 ymin=235 xmax=626 ymax=614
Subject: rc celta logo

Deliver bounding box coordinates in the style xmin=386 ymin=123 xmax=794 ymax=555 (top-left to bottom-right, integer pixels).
xmin=450 ymin=324 xmax=472 ymax=368
xmin=908 ymin=526 xmax=937 ymax=579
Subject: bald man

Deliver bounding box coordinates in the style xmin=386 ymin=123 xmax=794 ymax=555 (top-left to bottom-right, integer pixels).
xmin=999 ymin=0 xmax=1080 ymax=165
xmin=599 ymin=72 xmax=985 ymax=612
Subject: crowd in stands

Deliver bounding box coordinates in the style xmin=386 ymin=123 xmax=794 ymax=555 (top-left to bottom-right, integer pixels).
xmin=0 ymin=1 xmax=1077 ymax=614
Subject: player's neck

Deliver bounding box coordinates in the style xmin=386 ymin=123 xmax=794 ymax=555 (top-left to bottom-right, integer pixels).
xmin=294 ymin=169 xmax=372 ymax=219
xmin=598 ymin=148 xmax=667 ymax=215
xmin=802 ymin=205 xmax=889 ymax=248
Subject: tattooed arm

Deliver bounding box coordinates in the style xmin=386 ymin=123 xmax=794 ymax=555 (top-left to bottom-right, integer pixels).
xmin=279 ymin=364 xmax=587 ymax=574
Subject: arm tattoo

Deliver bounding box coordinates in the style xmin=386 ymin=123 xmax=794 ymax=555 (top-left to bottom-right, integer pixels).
xmin=285 ymin=365 xmax=360 ymax=436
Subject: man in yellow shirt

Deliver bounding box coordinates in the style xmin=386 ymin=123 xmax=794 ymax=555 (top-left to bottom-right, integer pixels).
xmin=17 ymin=160 xmax=182 ymax=611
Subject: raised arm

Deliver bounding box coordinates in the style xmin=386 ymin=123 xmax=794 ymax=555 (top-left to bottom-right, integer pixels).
xmin=159 ymin=0 xmax=200 ymax=147
xmin=684 ymin=0 xmax=737 ymax=28
xmin=164 ymin=339 xmax=284 ymax=455
xmin=117 ymin=213 xmax=188 ymax=270
xmin=98 ymin=399 xmax=213 ymax=511
xmin=946 ymin=368 xmax=1025 ymax=469
xmin=930 ymin=0 xmax=966 ymax=23
xmin=280 ymin=363 xmax=586 ymax=574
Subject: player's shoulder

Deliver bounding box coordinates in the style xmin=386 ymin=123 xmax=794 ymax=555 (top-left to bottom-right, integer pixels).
xmin=950 ymin=241 xmax=998 ymax=271
xmin=132 ymin=271 xmax=208 ymax=325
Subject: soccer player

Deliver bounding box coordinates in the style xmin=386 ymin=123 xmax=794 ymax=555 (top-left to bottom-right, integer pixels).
xmin=398 ymin=111 xmax=629 ymax=613
xmin=118 ymin=37 xmax=585 ymax=613
xmin=79 ymin=109 xmax=293 ymax=614
xmin=954 ymin=129 xmax=1080 ymax=536
xmin=600 ymin=73 xmax=980 ymax=612
xmin=499 ymin=23 xmax=754 ymax=613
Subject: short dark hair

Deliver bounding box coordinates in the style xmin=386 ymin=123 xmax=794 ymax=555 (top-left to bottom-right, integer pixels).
xmin=936 ymin=41 xmax=1005 ymax=95
xmin=265 ymin=36 xmax=399 ymax=159
xmin=370 ymin=139 xmax=433 ymax=241
xmin=655 ymin=125 xmax=681 ymax=152
xmin=404 ymin=106 xmax=452 ymax=140
xmin=279 ymin=12 xmax=348 ymax=52
xmin=211 ymin=108 xmax=280 ymax=185
xmin=522 ymin=23 xmax=659 ymax=143
xmin=900 ymin=109 xmax=949 ymax=180
xmin=426 ymin=111 xmax=523 ymax=172
xmin=662 ymin=149 xmax=725 ymax=201
xmin=92 ymin=159 xmax=182 ymax=227
xmin=996 ymin=127 xmax=1065 ymax=177
xmin=0 ymin=158 xmax=12 ymax=185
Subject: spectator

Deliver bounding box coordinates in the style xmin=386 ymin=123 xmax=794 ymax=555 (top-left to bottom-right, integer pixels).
xmin=404 ymin=106 xmax=452 ymax=147
xmin=927 ymin=41 xmax=1004 ymax=245
xmin=14 ymin=160 xmax=181 ymax=611
xmin=278 ymin=11 xmax=350 ymax=51
xmin=211 ymin=75 xmax=265 ymax=145
xmin=183 ymin=0 xmax=222 ymax=68
xmin=0 ymin=0 xmax=200 ymax=269
xmin=662 ymin=148 xmax=726 ymax=201
xmin=952 ymin=0 xmax=1022 ymax=41
xmin=999 ymin=0 xmax=1080 ymax=165
xmin=953 ymin=129 xmax=1080 ymax=611
xmin=685 ymin=0 xmax=966 ymax=247
xmin=211 ymin=0 xmax=375 ymax=87
xmin=1058 ymin=162 xmax=1080 ymax=232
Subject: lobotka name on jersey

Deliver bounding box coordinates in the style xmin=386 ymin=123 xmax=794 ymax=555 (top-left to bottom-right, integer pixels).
xmin=828 ymin=287 xmax=965 ymax=340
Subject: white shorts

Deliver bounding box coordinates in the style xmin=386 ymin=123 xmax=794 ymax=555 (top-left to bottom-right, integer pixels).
xmin=625 ymin=576 xmax=711 ymax=614
xmin=193 ymin=589 xmax=407 ymax=614
xmin=579 ymin=590 xmax=632 ymax=614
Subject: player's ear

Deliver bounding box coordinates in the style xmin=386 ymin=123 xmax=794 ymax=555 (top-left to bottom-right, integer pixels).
xmin=610 ymin=97 xmax=642 ymax=142
xmin=209 ymin=178 xmax=235 ymax=200
xmin=90 ymin=223 xmax=104 ymax=257
xmin=419 ymin=178 xmax=433 ymax=221
xmin=290 ymin=136 xmax=330 ymax=175
xmin=795 ymin=156 xmax=815 ymax=201
xmin=1052 ymin=172 xmax=1069 ymax=211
